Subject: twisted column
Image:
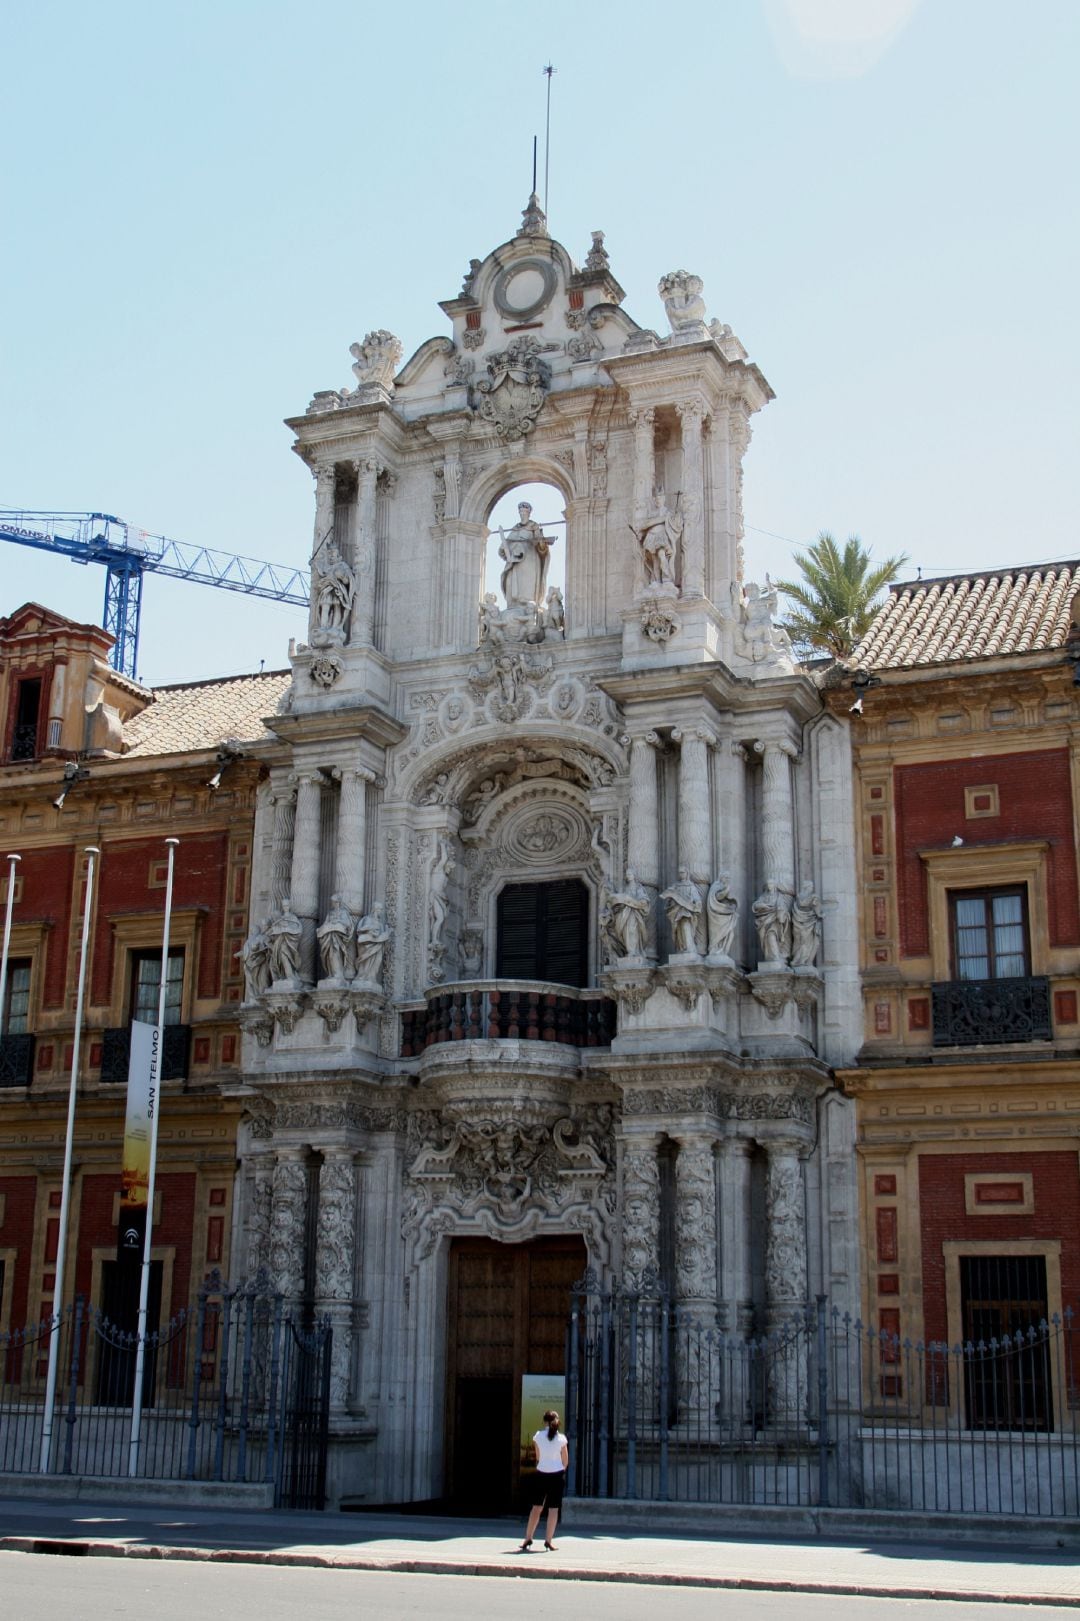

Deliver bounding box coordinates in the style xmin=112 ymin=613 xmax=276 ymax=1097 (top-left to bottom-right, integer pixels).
xmin=675 ymin=400 xmax=706 ymax=598
xmin=314 ymin=1151 xmax=359 ymax=1411
xmin=672 ymin=727 xmax=713 ymax=885
xmin=270 ymin=785 xmax=297 ymax=913
xmin=334 ymin=766 xmax=373 ymax=914
xmin=289 ymin=771 xmax=324 ymax=982
xmin=352 ymin=457 xmax=381 ymax=647
xmin=754 ymin=740 xmax=797 ymax=893
xmin=268 ymin=1150 xmax=309 ymax=1303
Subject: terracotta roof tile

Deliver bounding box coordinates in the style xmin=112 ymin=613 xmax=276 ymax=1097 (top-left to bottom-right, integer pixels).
xmin=853 ymin=563 xmax=1080 ymax=671
xmin=122 ymin=670 xmax=292 ymax=757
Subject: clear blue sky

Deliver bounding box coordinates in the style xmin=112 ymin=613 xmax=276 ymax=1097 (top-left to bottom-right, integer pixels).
xmin=3 ymin=0 xmax=1077 ymax=685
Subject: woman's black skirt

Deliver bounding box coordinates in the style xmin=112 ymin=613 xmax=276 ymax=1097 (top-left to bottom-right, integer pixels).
xmin=532 ymin=1468 xmax=565 ymax=1509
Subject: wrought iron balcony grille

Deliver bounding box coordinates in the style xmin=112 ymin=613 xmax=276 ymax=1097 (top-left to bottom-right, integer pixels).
xmin=0 ymin=1033 xmax=35 ymax=1087
xmin=9 ymin=721 xmax=38 ymax=761
xmin=931 ymin=976 xmax=1052 ymax=1047
xmin=99 ymin=1024 xmax=191 ymax=1083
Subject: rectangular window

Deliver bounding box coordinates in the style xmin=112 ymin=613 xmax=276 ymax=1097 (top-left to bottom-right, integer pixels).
xmin=1 ymin=959 xmax=31 ymax=1034
xmin=950 ymin=888 xmax=1029 ymax=980
xmin=10 ymin=678 xmax=42 ymax=762
xmin=961 ymin=1253 xmax=1052 ymax=1430
xmin=130 ymin=949 xmax=184 ymax=1026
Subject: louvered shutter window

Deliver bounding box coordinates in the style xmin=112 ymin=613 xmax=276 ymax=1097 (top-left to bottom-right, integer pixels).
xmin=496 ymin=880 xmax=589 ymax=988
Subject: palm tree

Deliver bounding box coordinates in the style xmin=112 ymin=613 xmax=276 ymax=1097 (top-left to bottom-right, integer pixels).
xmin=774 ymin=532 xmax=908 ymax=659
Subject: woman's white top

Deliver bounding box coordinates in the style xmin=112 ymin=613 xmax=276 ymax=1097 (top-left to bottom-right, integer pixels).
xmin=532 ymin=1429 xmax=567 ymax=1472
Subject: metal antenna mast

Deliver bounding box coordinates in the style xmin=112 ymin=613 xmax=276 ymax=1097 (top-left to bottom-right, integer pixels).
xmin=543 ymin=63 xmax=556 ymax=215
xmin=532 ymin=135 xmax=538 ymax=195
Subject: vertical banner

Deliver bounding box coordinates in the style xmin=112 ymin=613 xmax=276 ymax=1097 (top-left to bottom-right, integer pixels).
xmin=520 ymin=1373 xmax=566 ymax=1472
xmin=118 ymin=1020 xmax=160 ymax=1264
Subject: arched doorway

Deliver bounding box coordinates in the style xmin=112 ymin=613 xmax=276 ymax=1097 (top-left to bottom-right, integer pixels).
xmin=445 ymin=1233 xmax=587 ymax=1511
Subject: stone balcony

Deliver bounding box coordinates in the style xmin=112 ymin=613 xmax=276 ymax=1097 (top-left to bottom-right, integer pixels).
xmin=400 ymin=980 xmax=618 ymax=1057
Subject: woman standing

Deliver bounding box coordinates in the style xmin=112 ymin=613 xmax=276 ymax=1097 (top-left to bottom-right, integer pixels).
xmin=520 ymin=1409 xmax=568 ymax=1552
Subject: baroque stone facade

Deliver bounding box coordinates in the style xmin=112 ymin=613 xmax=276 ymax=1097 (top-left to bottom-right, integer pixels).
xmin=233 ymin=201 xmax=861 ymax=1508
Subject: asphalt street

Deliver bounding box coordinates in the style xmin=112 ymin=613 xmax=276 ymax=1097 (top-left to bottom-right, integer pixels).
xmin=1 ymin=1552 xmax=1075 ymax=1621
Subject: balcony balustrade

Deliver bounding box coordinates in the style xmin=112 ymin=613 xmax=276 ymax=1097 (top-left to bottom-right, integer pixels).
xmin=931 ymin=976 xmax=1052 ymax=1047
xmin=400 ymin=980 xmax=617 ymax=1057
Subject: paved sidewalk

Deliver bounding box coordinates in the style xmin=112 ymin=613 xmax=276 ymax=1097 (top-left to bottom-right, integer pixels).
xmin=1 ymin=1494 xmax=1079 ymax=1606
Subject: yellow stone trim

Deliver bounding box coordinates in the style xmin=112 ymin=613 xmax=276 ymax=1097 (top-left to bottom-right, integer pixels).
xmin=918 ymin=839 xmax=1050 ymax=980
xmin=964 ymin=1171 xmax=1034 ymax=1215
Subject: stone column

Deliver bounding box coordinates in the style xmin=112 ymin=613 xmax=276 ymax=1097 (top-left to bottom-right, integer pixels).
xmin=334 ymin=767 xmax=373 ymax=914
xmin=671 ymin=727 xmax=713 ymax=886
xmin=676 ymin=400 xmax=706 ymax=599
xmin=673 ymin=1134 xmax=719 ymax=1427
xmin=289 ymin=771 xmax=323 ymax=982
xmin=351 ymin=457 xmax=381 ymax=647
xmin=764 ymin=1135 xmax=809 ymax=1426
xmin=245 ymin=1155 xmax=275 ymax=1280
xmin=717 ymin=1136 xmax=754 ymax=1337
xmin=620 ymin=1134 xmax=662 ymax=1286
xmin=268 ymin=1149 xmax=309 ymax=1303
xmin=754 ymin=740 xmax=797 ymax=894
xmin=270 ymin=784 xmax=297 ymax=913
xmin=629 ymin=405 xmax=656 ymax=523
xmin=626 ymin=732 xmax=660 ymax=957
xmin=314 ymin=1150 xmax=359 ymax=1411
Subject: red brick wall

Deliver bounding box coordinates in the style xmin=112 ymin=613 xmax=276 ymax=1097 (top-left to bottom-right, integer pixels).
xmin=0 ymin=1175 xmax=38 ymax=1324
xmin=75 ymin=1171 xmax=197 ymax=1316
xmin=91 ymin=833 xmax=231 ymax=1004
xmin=15 ymin=845 xmax=76 ymax=1009
xmin=894 ymin=750 xmax=1080 ymax=957
xmin=919 ymin=1151 xmax=1080 ymax=1342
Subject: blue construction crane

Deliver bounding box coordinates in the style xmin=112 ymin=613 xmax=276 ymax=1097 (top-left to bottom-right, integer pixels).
xmin=0 ymin=509 xmax=310 ymax=680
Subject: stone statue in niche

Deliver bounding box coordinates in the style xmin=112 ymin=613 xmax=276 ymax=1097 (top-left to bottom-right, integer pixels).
xmin=237 ymin=917 xmax=273 ymax=1000
xmin=269 ymin=898 xmax=304 ymax=984
xmin=661 ymin=866 xmax=704 ymax=956
xmin=607 ymin=869 xmax=651 ymax=960
xmin=353 ymin=901 xmax=392 ymax=986
xmin=312 ymin=541 xmax=356 ymax=642
xmin=790 ymin=881 xmax=823 ymax=968
xmin=632 ymin=489 xmax=682 ymax=591
xmin=499 ymin=502 xmax=554 ymax=613
xmin=752 ymin=880 xmax=792 ymax=965
xmin=706 ymin=874 xmax=739 ymax=960
xmin=317 ymin=893 xmax=356 ymax=983
xmin=428 ymin=838 xmax=455 ymax=982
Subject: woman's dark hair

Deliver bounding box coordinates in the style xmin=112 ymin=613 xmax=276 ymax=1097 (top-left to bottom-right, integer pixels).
xmin=543 ymin=1409 xmax=560 ymax=1440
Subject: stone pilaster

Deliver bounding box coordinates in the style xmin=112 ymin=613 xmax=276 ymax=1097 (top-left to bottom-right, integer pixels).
xmin=717 ymin=1136 xmax=754 ymax=1337
xmin=764 ymin=1135 xmax=809 ymax=1424
xmin=629 ymin=405 xmax=656 ymax=523
xmin=309 ymin=461 xmax=337 ymax=640
xmin=673 ymin=1135 xmax=717 ymax=1307
xmin=627 ymin=731 xmax=660 ymax=890
xmin=755 ymin=739 xmax=797 ymax=894
xmin=270 ymin=784 xmax=297 ymax=914
xmin=334 ymin=767 xmax=373 ymax=914
xmin=671 ymin=727 xmax=713 ymax=886
xmin=314 ymin=1151 xmax=359 ymax=1411
xmin=352 ymin=457 xmax=381 ymax=647
xmin=675 ymin=400 xmax=706 ymax=599
xmin=245 ymin=1154 xmax=275 ymax=1279
xmin=289 ymin=771 xmax=323 ymax=982
xmin=620 ymin=1134 xmax=662 ymax=1285
xmin=268 ymin=1150 xmax=309 ymax=1302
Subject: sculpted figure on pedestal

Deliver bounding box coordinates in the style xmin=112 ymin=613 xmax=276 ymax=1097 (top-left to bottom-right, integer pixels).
xmin=790 ymin=881 xmax=823 ymax=968
xmin=752 ymin=880 xmax=791 ymax=965
xmin=349 ymin=328 xmax=402 ymax=390
xmin=544 ymin=585 xmax=565 ymax=637
xmin=317 ymin=893 xmax=356 ymax=982
xmin=268 ymin=898 xmax=304 ymax=983
xmin=608 ymin=868 xmax=651 ymax=960
xmin=237 ymin=917 xmax=273 ymax=1000
xmin=706 ymin=874 xmax=739 ymax=959
xmin=632 ymin=488 xmax=682 ymax=590
xmin=498 ymin=501 xmax=554 ymax=611
xmin=354 ymin=901 xmax=392 ymax=986
xmin=428 ymin=839 xmax=455 ymax=953
xmin=661 ymin=866 xmax=704 ymax=955
xmin=312 ymin=541 xmax=356 ymax=637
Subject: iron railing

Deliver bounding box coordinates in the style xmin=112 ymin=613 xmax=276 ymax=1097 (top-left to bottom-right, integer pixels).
xmin=0 ymin=1032 xmax=34 ymax=1087
xmin=99 ymin=1023 xmax=191 ymax=1083
xmin=0 ymin=1272 xmax=331 ymax=1507
xmin=401 ymin=981 xmax=617 ymax=1056
xmin=931 ymin=976 xmax=1052 ymax=1046
xmin=567 ymin=1280 xmax=1080 ymax=1516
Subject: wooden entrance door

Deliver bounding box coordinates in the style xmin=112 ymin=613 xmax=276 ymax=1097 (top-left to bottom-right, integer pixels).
xmin=445 ymin=1235 xmax=586 ymax=1510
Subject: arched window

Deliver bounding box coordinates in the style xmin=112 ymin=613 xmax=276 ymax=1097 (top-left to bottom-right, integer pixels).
xmin=483 ymin=482 xmax=565 ymax=626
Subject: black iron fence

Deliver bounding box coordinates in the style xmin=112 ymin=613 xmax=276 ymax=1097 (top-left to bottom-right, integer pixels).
xmin=568 ymin=1281 xmax=1080 ymax=1516
xmin=0 ymin=1273 xmax=331 ymax=1508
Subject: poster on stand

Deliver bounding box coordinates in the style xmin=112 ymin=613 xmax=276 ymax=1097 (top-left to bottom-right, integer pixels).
xmin=519 ymin=1373 xmax=566 ymax=1473
xmin=117 ymin=1020 xmax=160 ymax=1264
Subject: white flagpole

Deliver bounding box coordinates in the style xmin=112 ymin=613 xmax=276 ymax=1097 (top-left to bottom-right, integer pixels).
xmin=0 ymin=853 xmax=21 ymax=1036
xmin=40 ymin=844 xmax=99 ymax=1472
xmin=129 ymin=836 xmax=178 ymax=1476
